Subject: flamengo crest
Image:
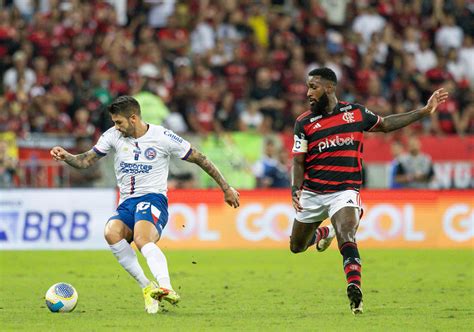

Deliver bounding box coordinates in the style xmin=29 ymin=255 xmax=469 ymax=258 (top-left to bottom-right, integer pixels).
xmin=342 ymin=112 xmax=355 ymax=123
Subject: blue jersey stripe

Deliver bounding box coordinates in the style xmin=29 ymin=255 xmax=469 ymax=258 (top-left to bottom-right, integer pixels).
xmin=181 ymin=148 xmax=192 ymax=160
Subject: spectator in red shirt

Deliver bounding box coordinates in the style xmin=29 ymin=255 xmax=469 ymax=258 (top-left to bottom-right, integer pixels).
xmin=32 ymin=56 xmax=49 ymax=87
xmin=72 ymin=107 xmax=97 ymax=139
xmin=0 ymin=9 xmax=18 ymax=59
xmin=430 ymin=81 xmax=462 ymax=135
xmin=41 ymin=101 xmax=72 ymax=135
xmin=268 ymin=32 xmax=291 ymax=73
xmin=283 ymin=58 xmax=307 ymax=102
xmin=157 ymin=14 xmax=189 ymax=57
xmin=425 ymin=54 xmax=454 ymax=86
xmin=355 ymin=54 xmax=378 ymax=96
xmin=187 ymin=83 xmax=217 ymax=135
xmin=45 ymin=64 xmax=74 ymax=113
xmin=27 ymin=13 xmax=55 ymax=60
xmin=224 ymin=46 xmax=249 ymax=110
xmin=365 ymin=75 xmax=391 ymax=117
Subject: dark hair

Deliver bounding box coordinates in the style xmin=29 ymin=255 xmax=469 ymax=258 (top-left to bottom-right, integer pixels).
xmin=107 ymin=96 xmax=141 ymax=117
xmin=308 ymin=67 xmax=337 ymax=84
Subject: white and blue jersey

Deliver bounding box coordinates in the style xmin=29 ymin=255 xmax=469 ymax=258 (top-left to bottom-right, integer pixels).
xmin=93 ymin=124 xmax=191 ymax=233
xmin=93 ymin=124 xmax=191 ymax=204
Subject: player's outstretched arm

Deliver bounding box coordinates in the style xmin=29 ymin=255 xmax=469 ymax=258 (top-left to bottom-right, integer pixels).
xmin=50 ymin=146 xmax=102 ymax=169
xmin=291 ymin=154 xmax=304 ymax=212
xmin=371 ymin=88 xmax=449 ymax=133
xmin=185 ymin=147 xmax=240 ymax=208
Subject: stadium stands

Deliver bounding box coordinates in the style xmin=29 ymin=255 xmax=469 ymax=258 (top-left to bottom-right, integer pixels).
xmin=0 ymin=0 xmax=472 ymax=189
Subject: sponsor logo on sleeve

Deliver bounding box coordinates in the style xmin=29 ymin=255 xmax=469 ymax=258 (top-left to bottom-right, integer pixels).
xmin=364 ymin=108 xmax=376 ymax=116
xmin=164 ymin=131 xmax=183 ymax=144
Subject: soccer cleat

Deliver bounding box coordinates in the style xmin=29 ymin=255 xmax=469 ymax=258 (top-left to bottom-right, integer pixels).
xmin=151 ymin=287 xmax=181 ymax=305
xmin=347 ymin=283 xmax=363 ymax=315
xmin=142 ymin=281 xmax=160 ymax=314
xmin=316 ymin=225 xmax=336 ymax=252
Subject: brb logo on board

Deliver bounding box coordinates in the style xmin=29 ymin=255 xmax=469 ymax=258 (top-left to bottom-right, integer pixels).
xmin=0 ymin=208 xmax=91 ymax=243
xmin=0 ymin=212 xmax=20 ymax=241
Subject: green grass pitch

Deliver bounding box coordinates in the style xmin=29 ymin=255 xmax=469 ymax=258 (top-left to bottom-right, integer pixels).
xmin=1 ymin=249 xmax=473 ymax=331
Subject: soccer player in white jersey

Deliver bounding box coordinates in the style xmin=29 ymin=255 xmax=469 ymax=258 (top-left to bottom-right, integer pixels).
xmin=50 ymin=96 xmax=240 ymax=314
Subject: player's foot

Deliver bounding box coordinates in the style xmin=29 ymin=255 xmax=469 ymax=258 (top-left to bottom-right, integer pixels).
xmin=347 ymin=283 xmax=363 ymax=315
xmin=316 ymin=225 xmax=335 ymax=252
xmin=151 ymin=287 xmax=181 ymax=305
xmin=142 ymin=281 xmax=160 ymax=314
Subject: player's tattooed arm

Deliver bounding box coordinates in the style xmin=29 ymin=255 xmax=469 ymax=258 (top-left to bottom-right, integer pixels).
xmin=50 ymin=147 xmax=102 ymax=169
xmin=64 ymin=150 xmax=102 ymax=169
xmin=372 ymin=88 xmax=449 ymax=133
xmin=186 ymin=147 xmax=240 ymax=208
xmin=291 ymin=154 xmax=305 ymax=212
xmin=372 ymin=110 xmax=427 ymax=133
xmin=186 ymin=148 xmax=230 ymax=190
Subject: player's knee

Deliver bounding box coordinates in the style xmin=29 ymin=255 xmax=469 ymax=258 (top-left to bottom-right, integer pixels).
xmin=104 ymin=228 xmax=122 ymax=245
xmin=334 ymin=222 xmax=357 ymax=243
xmin=290 ymin=242 xmax=306 ymax=254
xmin=104 ymin=219 xmax=131 ymax=245
xmin=133 ymin=234 xmax=152 ymax=250
xmin=336 ymin=229 xmax=356 ymax=245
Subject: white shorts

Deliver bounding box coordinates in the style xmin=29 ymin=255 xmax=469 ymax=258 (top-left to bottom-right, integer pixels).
xmin=295 ymin=189 xmax=362 ymax=223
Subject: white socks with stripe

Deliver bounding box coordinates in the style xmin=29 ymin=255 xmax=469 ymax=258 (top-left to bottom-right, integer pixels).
xmin=109 ymin=239 xmax=150 ymax=288
xmin=141 ymin=242 xmax=173 ymax=290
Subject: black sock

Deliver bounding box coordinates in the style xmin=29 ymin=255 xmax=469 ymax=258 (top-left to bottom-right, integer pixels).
xmin=339 ymin=241 xmax=362 ymax=287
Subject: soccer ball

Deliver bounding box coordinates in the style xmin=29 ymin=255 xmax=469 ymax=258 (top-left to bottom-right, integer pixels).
xmin=45 ymin=282 xmax=78 ymax=313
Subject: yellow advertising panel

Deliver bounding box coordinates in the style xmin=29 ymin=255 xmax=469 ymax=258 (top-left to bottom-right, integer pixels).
xmin=160 ymin=190 xmax=474 ymax=249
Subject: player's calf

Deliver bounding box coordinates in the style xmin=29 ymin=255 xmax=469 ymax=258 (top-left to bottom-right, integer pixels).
xmin=289 ymin=219 xmax=320 ymax=253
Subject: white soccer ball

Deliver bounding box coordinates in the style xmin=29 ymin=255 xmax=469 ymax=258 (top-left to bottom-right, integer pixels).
xmin=45 ymin=282 xmax=78 ymax=313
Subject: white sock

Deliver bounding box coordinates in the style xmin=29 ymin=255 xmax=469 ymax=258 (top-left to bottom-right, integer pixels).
xmin=109 ymin=239 xmax=150 ymax=288
xmin=141 ymin=242 xmax=172 ymax=289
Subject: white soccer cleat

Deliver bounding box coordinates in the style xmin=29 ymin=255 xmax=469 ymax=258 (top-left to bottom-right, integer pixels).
xmin=316 ymin=225 xmax=336 ymax=252
xmin=143 ymin=281 xmax=160 ymax=314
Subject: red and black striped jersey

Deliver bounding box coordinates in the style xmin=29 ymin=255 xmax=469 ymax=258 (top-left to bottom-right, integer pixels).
xmin=292 ymin=102 xmax=381 ymax=193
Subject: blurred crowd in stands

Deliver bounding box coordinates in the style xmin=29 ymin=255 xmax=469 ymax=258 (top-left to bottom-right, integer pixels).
xmin=0 ymin=0 xmax=473 ymax=189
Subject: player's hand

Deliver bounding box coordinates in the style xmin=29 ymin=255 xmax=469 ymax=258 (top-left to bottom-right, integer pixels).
xmin=224 ymin=187 xmax=240 ymax=208
xmin=50 ymin=146 xmax=69 ymax=161
xmin=292 ymin=189 xmax=303 ymax=212
xmin=424 ymin=88 xmax=449 ymax=114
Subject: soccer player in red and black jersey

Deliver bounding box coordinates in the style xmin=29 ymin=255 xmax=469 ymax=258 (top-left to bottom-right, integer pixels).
xmin=290 ymin=67 xmax=448 ymax=314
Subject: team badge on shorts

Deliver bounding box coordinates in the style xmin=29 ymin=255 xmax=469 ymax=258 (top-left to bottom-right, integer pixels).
xmin=135 ymin=201 xmax=162 ymax=225
xmin=136 ymin=202 xmax=151 ymax=212
xmin=144 ymin=147 xmax=157 ymax=160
